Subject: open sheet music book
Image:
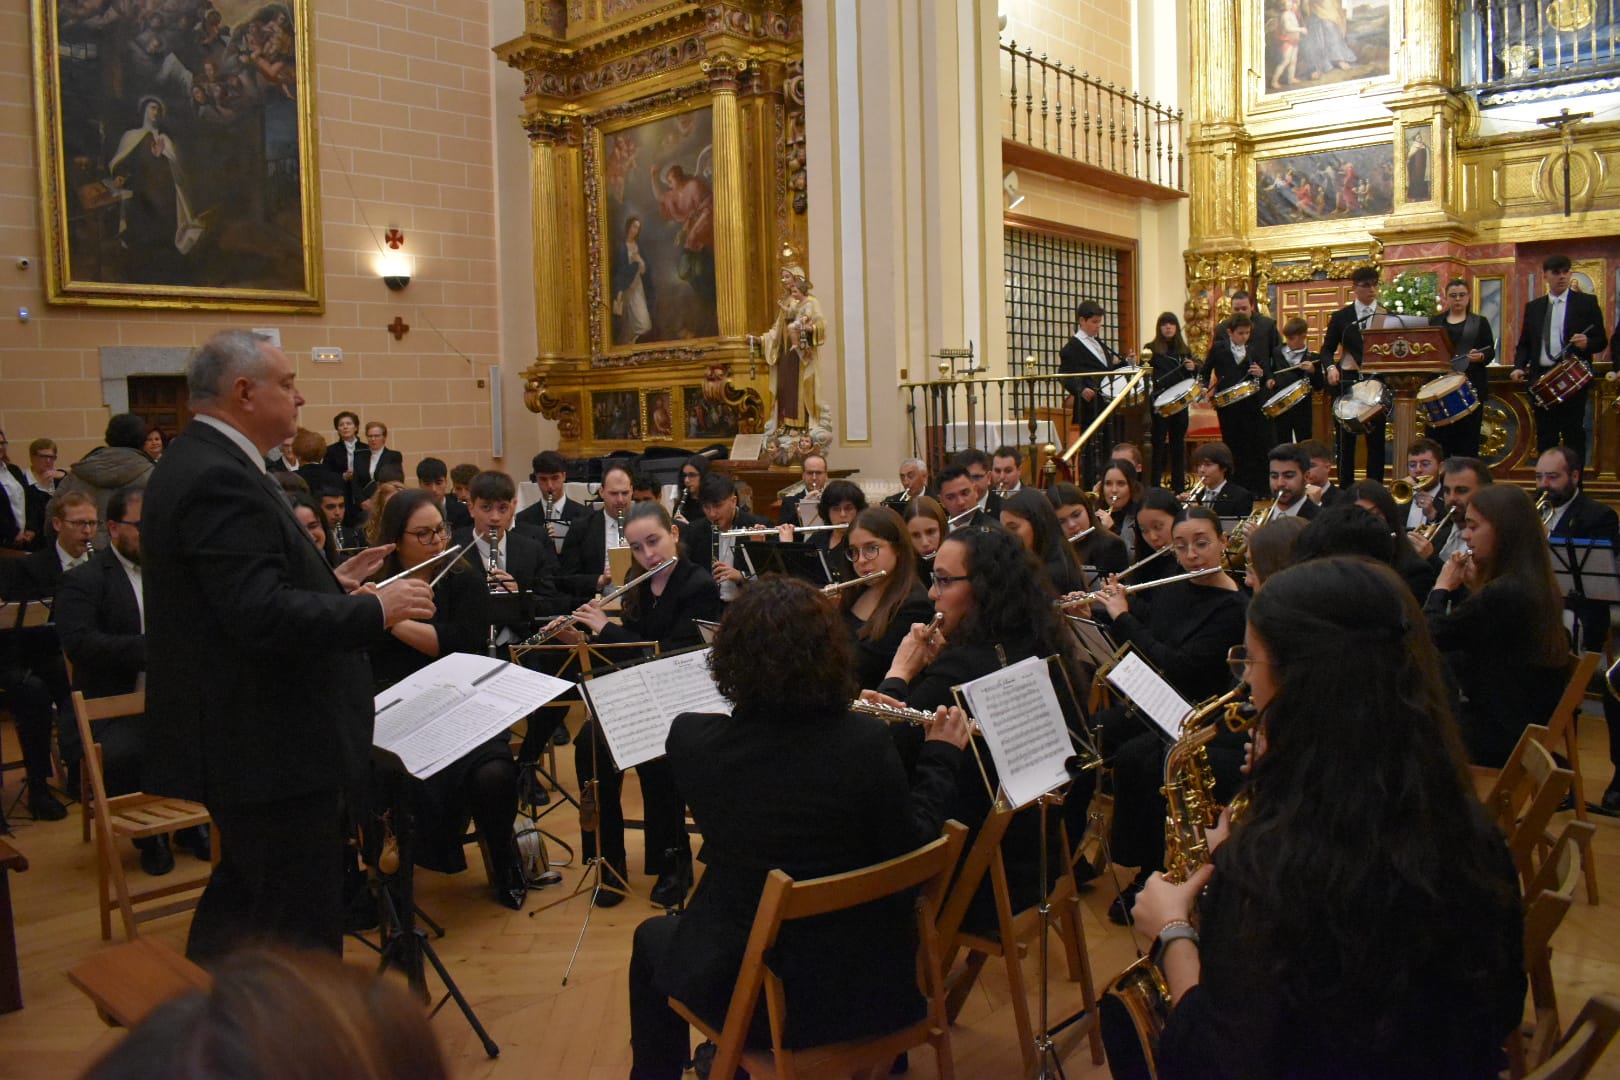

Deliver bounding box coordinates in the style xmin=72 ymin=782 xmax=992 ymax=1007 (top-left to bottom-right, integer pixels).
xmin=580 ymin=647 xmax=731 ymax=770
xmin=373 ymin=652 xmax=573 ymax=779
xmin=956 ymin=656 xmax=1076 ymax=809
xmin=1103 ymin=649 xmax=1193 ymax=740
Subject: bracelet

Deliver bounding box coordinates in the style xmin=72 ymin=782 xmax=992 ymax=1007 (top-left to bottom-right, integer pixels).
xmin=1156 ymin=919 xmax=1199 ymax=952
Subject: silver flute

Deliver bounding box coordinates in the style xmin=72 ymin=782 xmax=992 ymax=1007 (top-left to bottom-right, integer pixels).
xmin=1054 ymin=565 xmax=1222 ymax=607
xmin=521 ymin=556 xmax=677 ymax=645
xmin=821 ymin=569 xmax=888 ymax=595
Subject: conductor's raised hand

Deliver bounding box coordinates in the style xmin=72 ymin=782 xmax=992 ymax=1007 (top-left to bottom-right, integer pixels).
xmin=925 ymin=705 xmax=972 ymax=750
xmin=374 ymin=578 xmax=435 ymax=628
xmin=336 ymin=544 xmax=394 ymax=592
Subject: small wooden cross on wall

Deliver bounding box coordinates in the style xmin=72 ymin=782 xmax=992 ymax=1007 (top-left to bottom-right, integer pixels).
xmin=387 ymin=316 xmax=410 ymax=340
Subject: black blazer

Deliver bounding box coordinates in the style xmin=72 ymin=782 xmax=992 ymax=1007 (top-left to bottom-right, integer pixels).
xmin=1213 ymin=313 xmax=1282 ymax=363
xmin=1549 ymin=490 xmax=1620 ymax=651
xmin=142 ymin=420 xmax=388 ymax=806
xmin=1205 ymin=341 xmax=1263 ymax=409
xmin=352 ymin=446 xmax=404 ymax=488
xmin=844 ymin=584 xmax=935 ymax=690
xmin=1147 ymin=347 xmax=1200 ymax=396
xmin=1208 ymin=482 xmax=1256 ymax=518
xmin=1275 ymin=498 xmax=1320 ymax=522
xmin=451 ymin=526 xmax=566 ymax=619
xmin=1321 ymin=302 xmax=1376 ymax=375
xmin=1059 ymin=335 xmax=1125 ymax=421
xmin=1096 ymin=580 xmax=1249 ymax=704
xmin=659 ymin=706 xmax=961 ymax=1046
xmin=515 ymin=495 xmax=587 ymax=553
xmin=1514 ymin=290 xmax=1609 ymax=371
xmin=54 ymin=549 xmax=145 ymax=699
xmin=681 ymin=510 xmax=774 ymax=576
xmin=1432 ymin=312 xmax=1497 ymax=405
xmin=594 ymin=557 xmax=723 ymax=651
xmin=2 ymin=543 xmax=67 ymax=602
xmin=320 ymin=439 xmax=363 ymax=479
xmin=0 ymin=464 xmax=48 ymax=549
xmin=557 ymin=509 xmax=614 ymax=602
xmin=1267 ymin=345 xmax=1326 ymax=393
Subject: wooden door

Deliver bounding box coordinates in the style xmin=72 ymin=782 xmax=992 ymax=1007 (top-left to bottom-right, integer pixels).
xmin=126 ymin=375 xmax=190 ymax=437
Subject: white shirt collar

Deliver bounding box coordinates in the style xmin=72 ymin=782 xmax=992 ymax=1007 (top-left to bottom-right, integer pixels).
xmin=1356 ymin=301 xmax=1377 ymax=318
xmin=1274 ymin=497 xmax=1305 ymax=517
xmin=56 ymin=541 xmax=88 ymax=571
xmin=194 ymin=414 xmax=268 ymax=474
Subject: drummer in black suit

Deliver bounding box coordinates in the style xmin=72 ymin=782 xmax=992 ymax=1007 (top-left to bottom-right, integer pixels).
xmin=1059 ymin=299 xmax=1131 ymax=487
xmin=1205 ymin=314 xmax=1270 ymax=493
xmin=1265 ymin=317 xmax=1324 ymax=444
xmin=1322 ymin=266 xmax=1387 ymax=485
xmin=1513 ymin=254 xmax=1609 ymax=454
xmin=1212 ymin=290 xmax=1283 ymax=361
xmin=1425 ymin=278 xmax=1495 ymax=460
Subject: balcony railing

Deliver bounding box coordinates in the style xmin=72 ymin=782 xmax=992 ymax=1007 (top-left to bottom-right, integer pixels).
xmin=1001 ymin=41 xmax=1185 ymax=193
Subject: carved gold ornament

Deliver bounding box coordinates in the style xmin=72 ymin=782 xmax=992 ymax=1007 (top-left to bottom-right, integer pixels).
xmin=1546 ymin=0 xmax=1596 ymax=33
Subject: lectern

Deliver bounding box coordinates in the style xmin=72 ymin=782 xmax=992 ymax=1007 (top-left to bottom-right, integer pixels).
xmin=1358 ymin=320 xmax=1452 ymax=467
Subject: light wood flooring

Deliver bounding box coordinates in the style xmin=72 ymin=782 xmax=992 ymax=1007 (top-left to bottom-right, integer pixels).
xmin=1 ymin=707 xmax=1618 ymax=1080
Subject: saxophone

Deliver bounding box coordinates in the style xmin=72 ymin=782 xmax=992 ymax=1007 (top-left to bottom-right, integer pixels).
xmin=1101 ymin=683 xmax=1258 ymax=1074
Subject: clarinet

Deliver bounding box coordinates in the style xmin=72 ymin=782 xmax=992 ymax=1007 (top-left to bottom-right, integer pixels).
xmin=487 ymin=525 xmax=502 ymax=656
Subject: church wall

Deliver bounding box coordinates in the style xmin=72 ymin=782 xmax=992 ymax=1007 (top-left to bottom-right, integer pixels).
xmin=0 ymin=0 xmax=504 ymax=473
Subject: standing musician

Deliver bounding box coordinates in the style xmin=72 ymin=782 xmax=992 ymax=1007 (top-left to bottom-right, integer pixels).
xmin=902 ymin=496 xmax=947 ymax=584
xmin=681 ymin=472 xmax=772 ymax=602
xmin=837 ymin=507 xmax=935 ymax=689
xmin=1425 ymin=484 xmax=1570 ymax=767
xmin=1322 ymin=266 xmax=1387 ymax=485
xmin=1265 ymin=317 xmax=1324 ymax=444
xmin=364 ymin=489 xmax=527 ymax=911
xmin=516 ymin=451 xmax=588 ymax=554
xmin=1047 ymin=482 xmax=1129 ymax=577
xmin=1264 ymin=443 xmax=1319 ymax=521
xmin=627 ymin=576 xmax=968 ymax=1079
xmin=1409 ymin=455 xmax=1492 ymax=564
xmin=1185 ymin=443 xmax=1255 ymax=517
xmin=1134 ymin=557 xmax=1525 ymax=1076
xmin=935 ymin=465 xmax=993 ymax=531
xmin=1061 ymin=299 xmax=1132 ymax=487
xmin=1513 ymin=254 xmax=1609 ymax=453
xmin=1536 ymin=446 xmax=1620 ymax=810
xmin=1078 ymin=507 xmax=1248 ymax=922
xmin=1204 ymin=315 xmax=1270 ymax=493
xmin=1096 ymin=458 xmax=1147 ymax=562
xmin=1430 ymin=278 xmax=1496 ymax=459
xmin=1000 ymin=488 xmax=1089 ymax=596
xmin=1211 ymin=290 xmax=1283 ymax=360
xmin=776 ymin=452 xmax=828 ymax=526
xmin=558 ymin=462 xmax=635 ymax=605
xmin=547 ymin=501 xmax=723 ymax=910
xmin=1145 ymin=312 xmax=1200 ymax=492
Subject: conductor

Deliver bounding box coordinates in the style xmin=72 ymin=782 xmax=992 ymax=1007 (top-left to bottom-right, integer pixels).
xmin=143 ymin=330 xmax=435 ymax=962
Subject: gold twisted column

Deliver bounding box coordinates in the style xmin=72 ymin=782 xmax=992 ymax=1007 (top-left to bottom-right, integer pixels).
xmin=525 ymin=113 xmax=580 ymax=357
xmin=704 ymin=55 xmax=753 ymax=339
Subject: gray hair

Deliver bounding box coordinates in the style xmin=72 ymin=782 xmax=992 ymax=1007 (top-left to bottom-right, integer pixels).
xmin=188 ymin=330 xmax=274 ymax=404
xmin=900 ymin=457 xmax=926 ymax=472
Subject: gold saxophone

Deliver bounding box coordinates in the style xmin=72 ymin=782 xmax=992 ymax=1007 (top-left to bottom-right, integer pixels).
xmin=1102 ymin=684 xmax=1258 ymax=1072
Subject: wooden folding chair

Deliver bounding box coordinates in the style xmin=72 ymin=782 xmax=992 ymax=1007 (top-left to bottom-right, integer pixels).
xmin=71 ymin=691 xmax=216 ymax=941
xmin=1512 ymin=820 xmax=1599 ymax=1076
xmin=934 ymin=799 xmax=1105 ymax=1073
xmin=1478 ymin=726 xmax=1575 ymax=894
xmin=67 ymin=937 xmax=211 ymax=1029
xmin=669 ymin=822 xmax=968 ymax=1080
xmin=1540 ymin=653 xmax=1601 ymax=904
xmin=1524 ymin=994 xmax=1620 ymax=1080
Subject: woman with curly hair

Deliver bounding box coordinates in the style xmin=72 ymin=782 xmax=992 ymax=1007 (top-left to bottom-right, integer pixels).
xmin=1131 ymin=556 xmax=1525 ymax=1076
xmin=625 ymin=575 xmax=969 ymax=1079
xmin=1000 ymin=487 xmax=1088 ymax=596
xmin=838 ymin=507 xmax=934 ymax=688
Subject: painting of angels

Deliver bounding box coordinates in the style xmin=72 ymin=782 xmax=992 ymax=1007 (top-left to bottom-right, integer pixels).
xmin=1263 ymin=0 xmax=1391 ymax=94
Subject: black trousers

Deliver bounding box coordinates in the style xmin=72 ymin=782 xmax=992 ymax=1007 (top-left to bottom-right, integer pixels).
xmin=629 ymin=913 xmax=693 ymax=1079
xmin=1149 ymin=409 xmax=1189 ymax=491
xmin=1269 ymin=398 xmax=1313 ymax=445
xmin=1433 ymin=406 xmax=1483 ymax=460
xmin=0 ymin=668 xmax=55 ymax=785
xmin=1216 ymin=401 xmax=1270 ymax=494
xmin=1335 ymin=416 xmax=1387 ymax=485
xmin=187 ymin=790 xmax=346 ymax=964
xmin=575 ymin=719 xmax=690 ymax=876
xmin=1533 ymin=387 xmax=1588 ymax=454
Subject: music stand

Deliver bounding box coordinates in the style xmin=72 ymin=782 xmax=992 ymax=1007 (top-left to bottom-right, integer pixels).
xmin=1549 ymin=538 xmax=1620 ymax=647
xmin=737 ymin=538 xmax=835 ymax=585
xmin=0 ymin=600 xmax=63 ymax=822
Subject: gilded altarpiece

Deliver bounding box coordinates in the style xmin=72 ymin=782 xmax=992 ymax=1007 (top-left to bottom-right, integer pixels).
xmin=498 ymin=2 xmax=806 ymax=455
xmin=1186 ymin=0 xmax=1620 ymax=486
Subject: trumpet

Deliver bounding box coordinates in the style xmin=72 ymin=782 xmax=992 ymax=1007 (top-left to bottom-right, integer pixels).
xmin=1183 ymin=478 xmax=1207 ymax=505
xmin=1413 ymin=504 xmax=1455 ymax=542
xmin=1223 ymin=501 xmax=1276 ymax=569
xmin=822 ymin=569 xmax=888 ymax=595
xmin=521 ymin=557 xmax=677 ymax=645
xmin=1055 ymin=565 xmax=1222 ymax=607
xmin=1389 ymin=474 xmax=1437 ymax=506
xmin=1535 ymin=492 xmax=1554 ymax=525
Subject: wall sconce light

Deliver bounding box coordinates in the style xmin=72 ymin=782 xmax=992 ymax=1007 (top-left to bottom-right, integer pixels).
xmin=1002 ymin=170 xmax=1024 ymax=210
xmin=376 ymin=244 xmax=412 ymax=291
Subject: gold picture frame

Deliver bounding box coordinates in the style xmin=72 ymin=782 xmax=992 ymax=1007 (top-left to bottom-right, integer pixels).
xmin=30 ymin=0 xmax=324 ymax=311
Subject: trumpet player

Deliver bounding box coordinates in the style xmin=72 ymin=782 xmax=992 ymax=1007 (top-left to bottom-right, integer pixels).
xmin=1536 ymin=446 xmax=1620 ymax=811
xmin=1301 ymin=438 xmax=1347 ymax=509
xmin=1403 ymin=438 xmax=1445 ymax=532
xmin=1264 ymin=443 xmax=1318 ymax=521
xmin=1409 ymin=456 xmax=1491 ymax=564
xmin=1187 ymin=443 xmax=1256 ymax=517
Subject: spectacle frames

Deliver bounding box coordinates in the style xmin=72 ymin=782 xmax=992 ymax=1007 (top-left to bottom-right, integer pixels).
xmin=406 ymin=523 xmax=451 ymax=543
xmin=111 ymin=519 xmax=142 ymax=531
xmin=1226 ymin=644 xmax=1268 ymax=682
xmin=931 ymin=571 xmax=971 ymax=588
xmin=845 ymin=542 xmax=886 ymax=563
xmin=61 ymin=518 xmax=100 ymax=531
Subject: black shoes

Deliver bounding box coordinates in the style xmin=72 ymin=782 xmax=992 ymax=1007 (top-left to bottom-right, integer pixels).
xmin=495 ymin=864 xmax=528 ymax=911
xmin=593 ymin=858 xmax=629 ymax=908
xmin=1602 ymin=786 xmax=1620 ymax=814
xmin=138 ymin=836 xmax=175 ymax=877
xmin=551 ymin=723 xmax=571 ymax=745
xmin=174 ymin=825 xmax=211 ymax=860
xmin=27 ymin=788 xmax=67 ymax=822
xmin=650 ymin=849 xmax=693 ymax=910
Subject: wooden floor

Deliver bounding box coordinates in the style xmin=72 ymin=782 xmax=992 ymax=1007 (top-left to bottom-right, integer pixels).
xmin=2 ymin=707 xmax=1619 ymax=1080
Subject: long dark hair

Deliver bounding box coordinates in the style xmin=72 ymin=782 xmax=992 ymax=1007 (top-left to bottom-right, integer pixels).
xmin=371 ymin=489 xmax=459 ymax=581
xmin=1351 ymin=479 xmax=1407 ymax=538
xmin=843 ymin=507 xmax=923 ymax=642
xmin=939 ymin=526 xmax=1062 ymax=656
xmin=1227 ymin=557 xmax=1517 ymax=1058
xmin=286 ymin=490 xmax=338 ymax=566
xmin=1148 ymin=310 xmax=1191 ymax=356
xmin=1000 ymin=488 xmax=1085 ymax=581
xmin=1465 ymin=484 xmax=1567 ymax=666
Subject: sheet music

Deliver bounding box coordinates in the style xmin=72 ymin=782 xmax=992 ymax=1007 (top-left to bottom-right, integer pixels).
xmin=582 ymin=647 xmax=731 ymax=770
xmin=1104 ymin=650 xmax=1192 ymax=739
xmin=373 ymin=652 xmax=572 ymax=778
xmin=957 ymin=656 xmax=1074 ymax=809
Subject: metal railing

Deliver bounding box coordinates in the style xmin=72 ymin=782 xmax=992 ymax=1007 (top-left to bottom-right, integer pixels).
xmin=1001 ymin=40 xmax=1185 ymax=192
xmin=1462 ymin=0 xmax=1620 ymax=94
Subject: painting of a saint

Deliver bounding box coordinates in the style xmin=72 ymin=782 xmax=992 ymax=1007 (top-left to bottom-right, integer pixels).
xmin=33 ymin=0 xmax=321 ymax=308
xmin=1405 ymin=128 xmax=1431 ymax=202
xmin=1256 ymin=143 xmax=1394 ymax=227
xmin=603 ymin=106 xmax=721 ymax=346
xmin=1264 ymin=0 xmax=1390 ymax=94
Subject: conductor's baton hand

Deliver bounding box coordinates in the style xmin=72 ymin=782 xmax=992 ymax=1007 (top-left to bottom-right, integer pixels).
xmin=376 ymin=578 xmax=435 ymax=628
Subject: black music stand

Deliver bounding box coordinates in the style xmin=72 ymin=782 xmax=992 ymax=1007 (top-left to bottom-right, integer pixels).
xmin=0 ymin=599 xmax=67 ymax=824
xmin=738 ymin=538 xmax=836 ymax=585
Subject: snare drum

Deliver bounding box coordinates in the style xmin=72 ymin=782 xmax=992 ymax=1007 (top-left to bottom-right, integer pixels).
xmin=1332 ymin=378 xmax=1392 ymax=435
xmin=1529 ymin=356 xmax=1593 ymax=409
xmin=1261 ymin=379 xmax=1312 ymax=419
xmin=1211 ymin=380 xmax=1260 ymax=409
xmin=1100 ymin=368 xmax=1149 ymax=407
xmin=1416 ymin=373 xmax=1480 ymax=428
xmin=1153 ymin=380 xmax=1202 ymax=418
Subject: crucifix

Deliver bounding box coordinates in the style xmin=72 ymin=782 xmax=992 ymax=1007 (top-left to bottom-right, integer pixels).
xmin=387 ymin=316 xmax=410 ymax=340
xmin=1536 ymin=107 xmax=1593 ymax=217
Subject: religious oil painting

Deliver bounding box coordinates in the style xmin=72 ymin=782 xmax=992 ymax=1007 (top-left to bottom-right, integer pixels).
xmin=30 ymin=0 xmax=322 ymax=310
xmin=592 ymin=390 xmax=642 ymax=442
xmin=684 ymin=387 xmax=742 ymax=440
xmin=1262 ymin=0 xmax=1391 ymax=94
xmin=1256 ymin=143 xmax=1394 ymax=227
xmin=600 ymin=104 xmax=721 ymax=348
xmin=644 ymin=389 xmax=675 ymax=440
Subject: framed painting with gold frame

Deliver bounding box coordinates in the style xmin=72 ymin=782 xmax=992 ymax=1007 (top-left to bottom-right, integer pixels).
xmin=1474 ymin=274 xmax=1505 ymax=351
xmin=643 ymin=388 xmax=678 ymax=441
xmin=29 ymin=0 xmax=323 ymax=311
xmin=587 ymin=87 xmax=725 ymax=361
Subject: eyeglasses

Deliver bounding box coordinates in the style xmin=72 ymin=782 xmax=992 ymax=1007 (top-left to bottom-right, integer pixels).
xmin=406 ymin=523 xmax=451 ymax=543
xmin=845 ymin=542 xmax=886 ymax=563
xmin=111 ymin=519 xmax=141 ymax=531
xmin=61 ymin=518 xmax=100 ymax=531
xmin=1226 ymin=645 xmax=1269 ymax=681
xmin=33 ymin=453 xmax=56 ymax=462
xmin=931 ymin=571 xmax=971 ymax=588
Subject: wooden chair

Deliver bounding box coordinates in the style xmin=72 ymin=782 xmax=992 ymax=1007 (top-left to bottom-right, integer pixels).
xmin=1524 ymin=995 xmax=1620 ymax=1080
xmin=934 ymin=799 xmax=1105 ymax=1074
xmin=1478 ymin=726 xmax=1575 ymax=894
xmin=71 ymin=691 xmax=216 ymax=941
xmin=66 ymin=937 xmax=211 ymax=1029
xmin=1541 ymin=653 xmax=1601 ymax=904
xmin=668 ymin=821 xmax=968 ymax=1080
xmin=1513 ymin=820 xmax=1599 ymax=1075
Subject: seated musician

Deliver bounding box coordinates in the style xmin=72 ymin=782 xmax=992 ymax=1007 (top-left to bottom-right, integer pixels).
xmin=1350 ymin=481 xmax=1439 ymax=597
xmin=514 ymin=450 xmax=588 ymax=553
xmin=935 ymin=464 xmax=990 ymax=531
xmin=548 ymin=501 xmax=723 ymax=909
xmin=776 ymin=451 xmax=828 ymax=526
xmin=288 ymin=491 xmax=339 ymax=567
xmin=626 ymin=575 xmax=968 ymax=1079
xmin=681 ymin=472 xmax=771 ymax=603
xmin=1095 ymin=458 xmax=1145 ymax=560
xmin=1132 ymin=557 xmax=1525 ymax=1076
xmin=1185 ymin=443 xmax=1254 ymax=517
xmin=902 ymin=495 xmax=947 ymax=584
xmin=312 ymin=476 xmax=361 ymax=560
xmin=1127 ymin=487 xmax=1183 ymax=584
xmin=1264 ymin=443 xmax=1318 ymax=521
xmin=1079 ymin=507 xmax=1247 ymax=921
xmin=837 ymin=507 xmax=934 ymax=689
xmin=1300 ymin=438 xmax=1347 ymax=509
xmin=792 ymin=478 xmax=866 ymax=572
xmin=1046 ymin=482 xmax=1128 ymax=578
xmin=365 ymin=489 xmax=527 ymax=911
xmin=1240 ymin=515 xmax=1307 ymax=592
xmin=455 ymin=469 xmax=566 ymax=621
xmin=1000 ymin=488 xmax=1088 ymax=596
xmin=1425 ymin=484 xmax=1571 ymax=767
xmin=1409 ymin=454 xmax=1492 ymax=565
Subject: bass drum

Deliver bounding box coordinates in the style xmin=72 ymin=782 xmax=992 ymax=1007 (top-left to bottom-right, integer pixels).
xmin=1332 ymin=379 xmax=1391 ymax=435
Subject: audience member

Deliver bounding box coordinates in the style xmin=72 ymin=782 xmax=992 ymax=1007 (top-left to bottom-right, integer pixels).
xmin=58 ymin=412 xmax=155 ymax=547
